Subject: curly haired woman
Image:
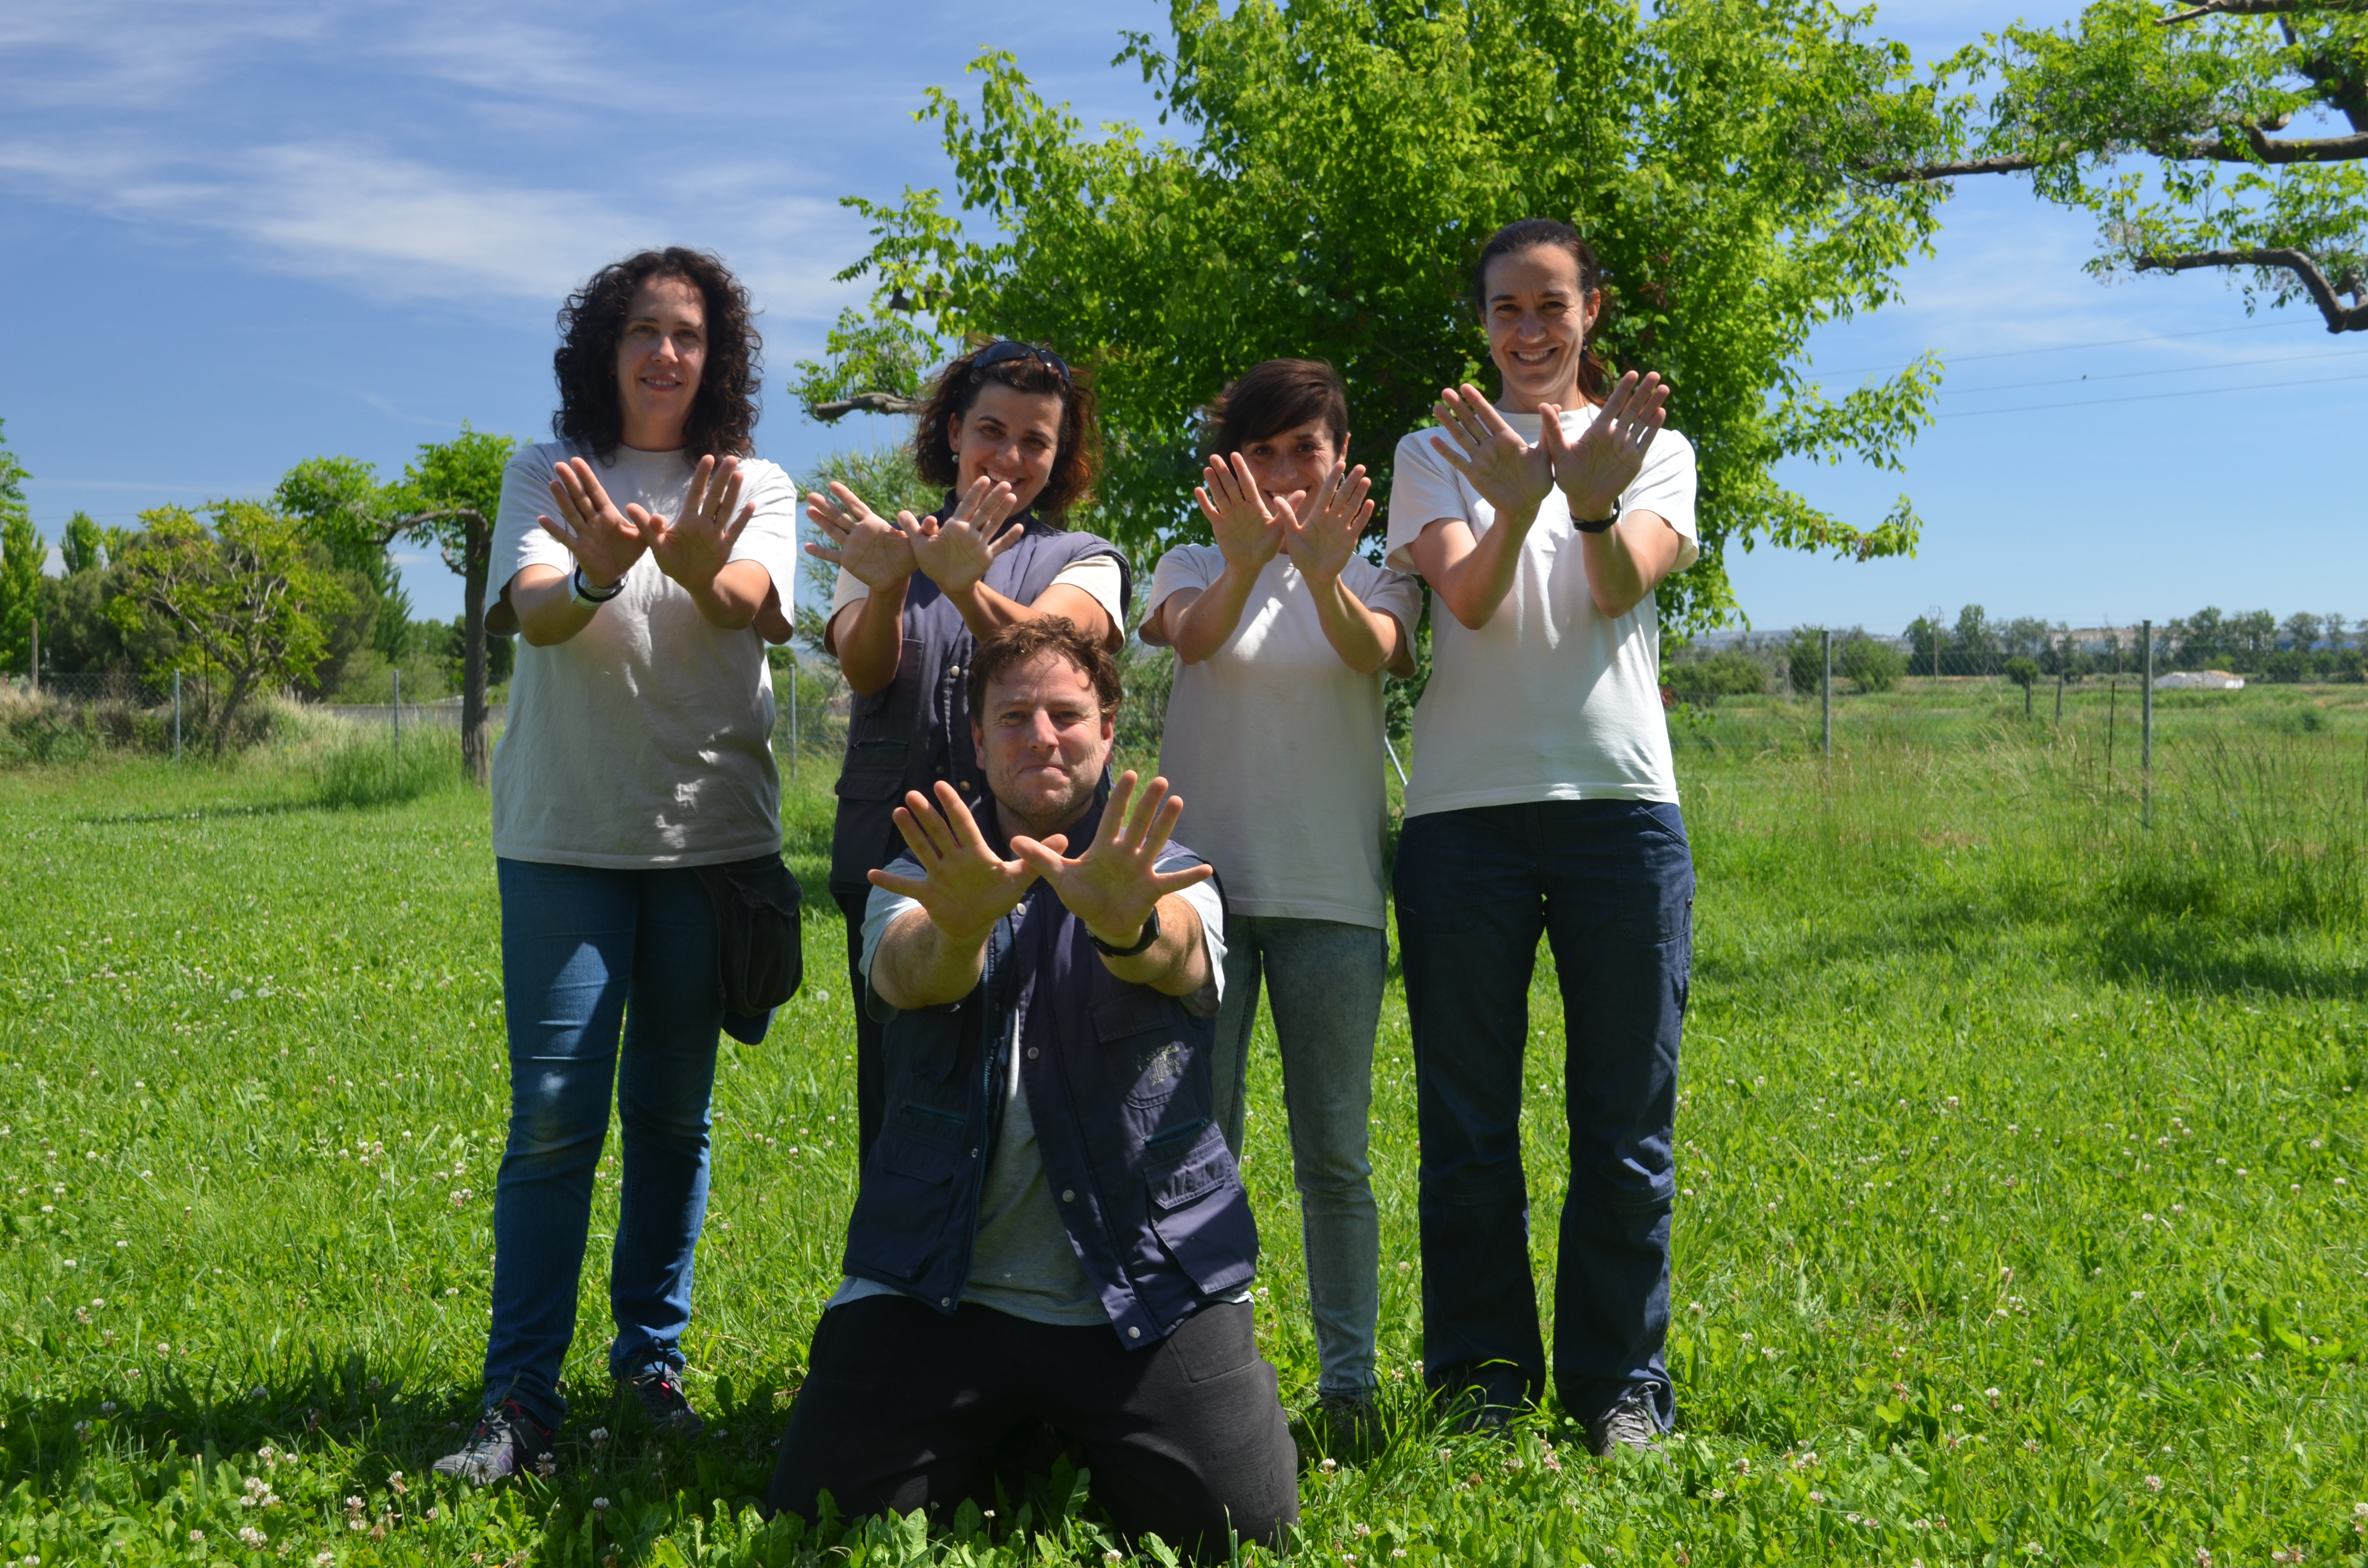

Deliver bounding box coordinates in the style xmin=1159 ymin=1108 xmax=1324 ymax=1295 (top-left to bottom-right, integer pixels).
xmin=435 ymin=247 xmax=801 ymax=1483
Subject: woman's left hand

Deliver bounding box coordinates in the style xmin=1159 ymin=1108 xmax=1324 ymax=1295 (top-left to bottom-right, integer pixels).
xmin=1540 ymin=371 xmax=1670 ymax=522
xmin=910 ymin=475 xmax=1025 ymax=598
xmin=1280 ymin=461 xmax=1373 ymax=586
xmin=648 ymin=454 xmax=756 ymax=594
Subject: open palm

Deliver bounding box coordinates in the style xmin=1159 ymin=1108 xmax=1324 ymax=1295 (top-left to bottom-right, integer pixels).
xmin=910 ymin=475 xmax=1024 ymax=596
xmin=869 ymin=782 xmax=1060 ymax=941
xmin=804 ymin=482 xmax=916 ymax=592
xmin=1428 ymin=384 xmax=1553 ymax=520
xmin=1540 ymin=371 xmax=1670 ymax=520
xmin=1195 ymin=453 xmax=1289 ymax=576
xmin=1011 ymin=771 xmax=1213 ymax=948
xmin=1280 ymin=461 xmax=1373 ymax=586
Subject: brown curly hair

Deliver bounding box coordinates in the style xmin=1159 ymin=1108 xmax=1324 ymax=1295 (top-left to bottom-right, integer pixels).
xmin=913 ymin=342 xmax=1099 ymax=519
xmin=965 ymin=616 xmax=1122 ymax=724
xmin=553 ymin=247 xmax=762 ymax=458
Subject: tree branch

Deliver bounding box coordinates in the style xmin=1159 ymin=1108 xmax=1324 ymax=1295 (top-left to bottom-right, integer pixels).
xmin=1866 ymin=153 xmax=2046 ymax=184
xmin=2183 ymin=123 xmax=2368 ymax=162
xmin=2134 ymin=245 xmax=2368 ymax=331
xmin=2159 ymin=0 xmax=2368 ymax=25
xmin=806 ymin=392 xmax=927 ymax=422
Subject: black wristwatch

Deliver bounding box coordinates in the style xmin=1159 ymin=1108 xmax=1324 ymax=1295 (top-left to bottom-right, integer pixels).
xmin=1090 ymin=904 xmax=1161 ymax=958
xmin=1573 ymin=504 xmax=1620 ymax=535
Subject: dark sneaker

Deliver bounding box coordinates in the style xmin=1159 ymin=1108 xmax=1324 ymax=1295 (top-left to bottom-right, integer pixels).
xmin=432 ymin=1400 xmax=557 ymax=1484
xmin=1290 ymin=1393 xmax=1389 ymax=1465
xmin=1437 ymin=1373 xmax=1526 ymax=1435
xmin=620 ymin=1366 xmax=705 ymax=1436
xmin=1585 ymin=1388 xmax=1664 ymax=1457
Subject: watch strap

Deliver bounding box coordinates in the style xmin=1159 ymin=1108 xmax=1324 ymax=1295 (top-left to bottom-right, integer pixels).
xmin=1572 ymin=505 xmax=1619 ymax=535
xmin=1089 ymin=902 xmax=1161 ymax=958
xmin=571 ymin=565 xmax=626 ymax=606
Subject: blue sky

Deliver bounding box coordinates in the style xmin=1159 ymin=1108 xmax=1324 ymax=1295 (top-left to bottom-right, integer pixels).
xmin=2 ymin=0 xmax=2360 ymax=637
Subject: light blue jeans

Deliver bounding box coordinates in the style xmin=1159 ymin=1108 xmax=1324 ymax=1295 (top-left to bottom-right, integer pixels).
xmin=1209 ymin=915 xmax=1383 ymax=1398
xmin=483 ymin=858 xmax=723 ymax=1428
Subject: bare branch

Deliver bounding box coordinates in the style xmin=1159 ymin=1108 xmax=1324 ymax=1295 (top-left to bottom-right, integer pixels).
xmin=1864 ymin=153 xmax=2041 ymax=184
xmin=2134 ymin=245 xmax=2368 ymax=331
xmin=2182 ymin=123 xmax=2368 ymax=162
xmin=2159 ymin=0 xmax=2367 ymax=25
xmin=807 ymin=392 xmax=927 ymax=422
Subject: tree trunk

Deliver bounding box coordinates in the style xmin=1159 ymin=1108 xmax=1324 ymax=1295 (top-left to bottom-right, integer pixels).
xmin=214 ymin=669 xmax=254 ymax=757
xmin=460 ymin=516 xmax=492 ymax=786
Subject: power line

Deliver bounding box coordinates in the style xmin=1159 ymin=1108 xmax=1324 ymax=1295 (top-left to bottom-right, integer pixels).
xmin=1936 ymin=368 xmax=2368 ymax=419
xmin=1825 ymin=318 xmax=2309 ymax=379
xmin=1944 ymin=344 xmax=2362 ymax=397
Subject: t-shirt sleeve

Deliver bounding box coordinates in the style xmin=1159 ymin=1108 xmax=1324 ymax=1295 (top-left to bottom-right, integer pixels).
xmin=1383 ymin=429 xmax=1471 ymax=576
xmin=485 ymin=444 xmax=572 ymax=610
xmin=1623 ymin=429 xmax=1699 ymax=572
xmin=724 ymin=460 xmax=802 ymax=608
xmin=1048 ymin=554 xmax=1126 ymax=631
xmin=1165 ymin=856 xmax=1226 ymax=1016
xmin=1347 ymin=560 xmax=1425 ymax=636
xmin=1138 ymin=545 xmax=1221 ymax=644
xmin=860 ymin=865 xmax=924 ymax=1021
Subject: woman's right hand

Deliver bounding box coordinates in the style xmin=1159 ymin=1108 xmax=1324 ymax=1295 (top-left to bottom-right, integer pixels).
xmin=540 ymin=457 xmax=652 ymax=588
xmin=1194 ymin=452 xmax=1288 ymax=575
xmin=907 ymin=475 xmax=1024 ymax=599
xmin=1427 ymin=383 xmax=1554 ymax=525
xmin=804 ymin=482 xmax=918 ymax=592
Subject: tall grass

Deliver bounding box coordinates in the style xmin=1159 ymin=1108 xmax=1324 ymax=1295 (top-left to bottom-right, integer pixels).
xmin=313 ymin=731 xmax=468 ymax=809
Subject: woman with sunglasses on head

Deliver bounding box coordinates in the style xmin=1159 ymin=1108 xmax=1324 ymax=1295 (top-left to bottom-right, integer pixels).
xmin=1138 ymin=358 xmax=1420 ymax=1458
xmin=807 ymin=340 xmax=1130 ymax=1158
xmin=1386 ymin=219 xmax=1695 ymax=1454
xmin=436 ymin=247 xmax=802 ymax=1484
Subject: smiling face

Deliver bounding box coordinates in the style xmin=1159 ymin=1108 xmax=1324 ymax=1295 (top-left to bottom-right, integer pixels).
xmin=615 ymin=273 xmax=708 ymax=451
xmin=1480 ymin=244 xmax=1597 ymax=414
xmin=947 ymin=381 xmax=1066 ymax=514
xmin=1233 ymin=417 xmax=1345 ymax=518
xmin=972 ymin=650 xmax=1114 ymax=838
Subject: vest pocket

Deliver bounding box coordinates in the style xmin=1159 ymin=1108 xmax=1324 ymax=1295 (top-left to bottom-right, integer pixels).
xmin=1146 ymin=1122 xmax=1259 ymax=1297
xmin=846 ymin=1112 xmax=970 ymax=1283
xmin=1092 ymin=990 xmax=1194 ymax=1109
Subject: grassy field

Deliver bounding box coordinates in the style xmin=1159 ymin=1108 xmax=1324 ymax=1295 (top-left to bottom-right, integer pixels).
xmin=1 ymin=702 xmax=2364 ymax=1566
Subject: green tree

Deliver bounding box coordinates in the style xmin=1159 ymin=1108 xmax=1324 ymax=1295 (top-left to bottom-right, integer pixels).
xmin=810 ymin=0 xmax=1953 ymax=629
xmin=1785 ymin=626 xmax=1832 ymax=696
xmin=60 ymin=511 xmax=107 ymax=576
xmin=1839 ymin=632 xmax=1906 ymax=692
xmin=0 ymin=421 xmax=39 ymax=675
xmin=1876 ymin=0 xmax=2367 ymax=332
xmin=106 ymin=501 xmax=355 ymax=753
xmin=2005 ymin=654 xmax=2041 ymax=716
xmin=277 ymin=426 xmax=517 ymax=783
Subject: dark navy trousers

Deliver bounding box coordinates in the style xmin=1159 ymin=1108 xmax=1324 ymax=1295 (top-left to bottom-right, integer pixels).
xmin=1393 ymin=798 xmax=1693 ymax=1427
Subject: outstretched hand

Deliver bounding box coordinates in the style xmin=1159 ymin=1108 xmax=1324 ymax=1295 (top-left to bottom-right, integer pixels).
xmin=804 ymin=481 xmax=916 ymax=593
xmin=1539 ymin=370 xmax=1670 ymax=522
xmin=869 ymin=781 xmax=1061 ymax=942
xmin=648 ymin=454 xmax=757 ymax=595
xmin=1011 ymin=771 xmax=1213 ymax=950
xmin=909 ymin=475 xmax=1025 ymax=597
xmin=1279 ymin=461 xmax=1373 ymax=586
xmin=1427 ymin=384 xmax=1554 ymax=522
xmin=1195 ymin=453 xmax=1290 ymax=576
xmin=540 ymin=458 xmax=652 ymax=588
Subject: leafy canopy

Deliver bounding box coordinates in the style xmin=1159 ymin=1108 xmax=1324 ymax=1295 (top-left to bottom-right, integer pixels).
xmin=0 ymin=419 xmax=38 ymax=670
xmin=812 ymin=0 xmax=1952 ymax=628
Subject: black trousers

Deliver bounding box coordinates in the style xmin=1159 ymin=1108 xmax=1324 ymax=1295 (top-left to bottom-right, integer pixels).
xmin=766 ymin=1297 xmax=1298 ymax=1560
xmin=831 ymin=882 xmax=887 ymax=1164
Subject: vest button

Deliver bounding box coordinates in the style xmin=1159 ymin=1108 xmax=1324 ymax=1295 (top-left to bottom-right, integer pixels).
xmin=941 ymin=1296 xmax=951 ymax=1307
xmin=1026 ymin=1047 xmax=1039 ymax=1060
xmin=1061 ymin=1189 xmax=1075 ymax=1203
xmin=1128 ymin=1326 xmax=1141 ymax=1339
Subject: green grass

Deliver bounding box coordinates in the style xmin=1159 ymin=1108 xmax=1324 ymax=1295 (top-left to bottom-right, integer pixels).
xmin=1 ymin=710 xmax=2365 ymax=1565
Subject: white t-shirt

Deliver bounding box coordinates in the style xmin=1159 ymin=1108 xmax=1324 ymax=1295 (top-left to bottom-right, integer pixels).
xmin=1384 ymin=404 xmax=1698 ymax=817
xmin=1141 ymin=547 xmax=1422 ymax=928
xmin=827 ymin=555 xmax=1126 ymax=638
xmin=486 ymin=439 xmax=802 ymax=867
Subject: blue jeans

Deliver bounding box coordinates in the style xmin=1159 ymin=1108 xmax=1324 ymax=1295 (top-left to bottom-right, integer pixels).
xmin=483 ymin=858 xmax=723 ymax=1427
xmin=1209 ymin=916 xmax=1384 ymax=1398
xmin=1393 ymin=800 xmax=1693 ymax=1427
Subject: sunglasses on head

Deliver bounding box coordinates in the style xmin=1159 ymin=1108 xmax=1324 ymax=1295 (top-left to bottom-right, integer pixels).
xmin=971 ymin=338 xmax=1073 ymax=389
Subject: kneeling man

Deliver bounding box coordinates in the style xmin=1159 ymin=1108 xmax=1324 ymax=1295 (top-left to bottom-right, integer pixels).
xmin=766 ymin=618 xmax=1298 ymax=1556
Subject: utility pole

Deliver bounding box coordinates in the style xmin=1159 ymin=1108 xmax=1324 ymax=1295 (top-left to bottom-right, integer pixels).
xmin=2141 ymin=619 xmax=2155 ymax=828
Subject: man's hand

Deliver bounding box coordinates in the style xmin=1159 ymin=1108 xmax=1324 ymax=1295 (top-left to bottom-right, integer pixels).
xmin=1279 ymin=461 xmax=1373 ymax=588
xmin=868 ymin=782 xmax=1065 ymax=1010
xmin=909 ymin=475 xmax=1025 ymax=598
xmin=805 ymin=481 xmax=916 ymax=593
xmin=1195 ymin=453 xmax=1290 ymax=577
xmin=1011 ymin=772 xmax=1213 ymax=951
xmin=1538 ymin=370 xmax=1670 ymax=521
xmin=1427 ymin=384 xmax=1554 ymax=525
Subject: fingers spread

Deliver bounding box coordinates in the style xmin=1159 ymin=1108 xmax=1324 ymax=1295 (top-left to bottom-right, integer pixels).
xmin=1147 ymin=862 xmax=1217 ymax=896
xmin=868 ymin=866 xmax=929 ymax=898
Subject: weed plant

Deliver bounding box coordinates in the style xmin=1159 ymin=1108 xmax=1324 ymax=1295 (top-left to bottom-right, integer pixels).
xmin=0 ymin=721 xmax=2362 ymax=1565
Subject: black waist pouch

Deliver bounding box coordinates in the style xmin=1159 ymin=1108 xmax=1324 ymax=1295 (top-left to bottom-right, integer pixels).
xmin=693 ymin=852 xmax=804 ymax=1042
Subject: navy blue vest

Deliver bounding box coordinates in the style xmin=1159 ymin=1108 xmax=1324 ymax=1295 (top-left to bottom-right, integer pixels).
xmin=828 ymin=508 xmax=1132 ymax=892
xmin=840 ymin=799 xmax=1257 ymax=1348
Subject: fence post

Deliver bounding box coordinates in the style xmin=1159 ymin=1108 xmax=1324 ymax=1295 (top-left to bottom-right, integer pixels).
xmin=2140 ymin=619 xmax=2154 ymax=828
xmin=1821 ymin=628 xmax=1832 ymax=760
xmin=393 ymin=669 xmax=402 ymax=749
xmin=173 ymin=670 xmax=182 ymax=761
xmin=788 ymin=650 xmax=799 ymax=783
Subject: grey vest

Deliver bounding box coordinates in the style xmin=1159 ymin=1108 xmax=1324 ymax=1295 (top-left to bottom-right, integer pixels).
xmin=829 ymin=509 xmax=1131 ymax=890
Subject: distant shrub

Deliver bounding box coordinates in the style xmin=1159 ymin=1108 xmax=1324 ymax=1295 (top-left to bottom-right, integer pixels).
xmin=1839 ymin=636 xmax=1905 ymax=693
xmin=316 ymin=732 xmax=463 ymax=809
xmin=1665 ymin=649 xmax=1769 ymax=703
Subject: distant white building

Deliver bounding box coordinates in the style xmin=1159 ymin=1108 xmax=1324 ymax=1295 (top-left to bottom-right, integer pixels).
xmin=2154 ymin=670 xmax=2245 ymax=690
